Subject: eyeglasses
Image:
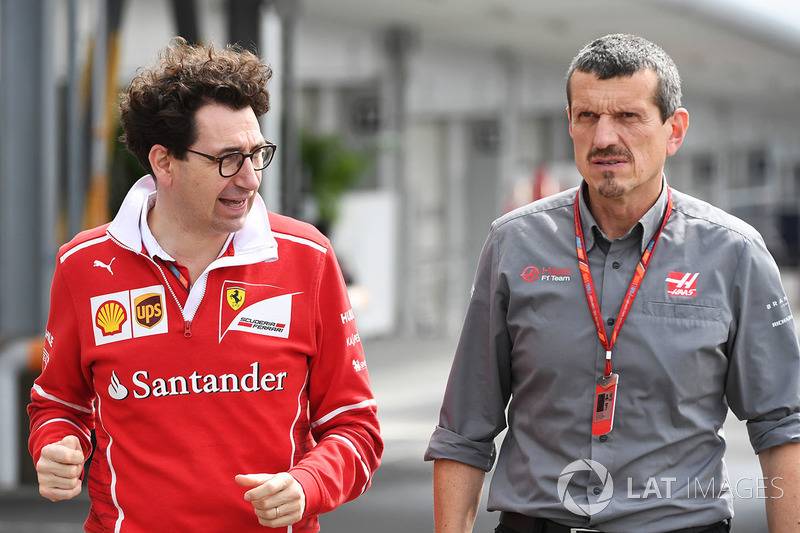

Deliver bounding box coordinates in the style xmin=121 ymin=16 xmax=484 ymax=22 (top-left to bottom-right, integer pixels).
xmin=186 ymin=143 xmax=277 ymax=177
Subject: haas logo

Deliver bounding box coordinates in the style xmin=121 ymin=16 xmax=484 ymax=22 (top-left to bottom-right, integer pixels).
xmin=666 ymin=272 xmax=699 ymax=297
xmin=521 ymin=266 xmax=540 ymax=282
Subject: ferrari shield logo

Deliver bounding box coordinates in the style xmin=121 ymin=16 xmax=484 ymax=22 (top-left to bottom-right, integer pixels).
xmin=226 ymin=287 xmax=246 ymax=311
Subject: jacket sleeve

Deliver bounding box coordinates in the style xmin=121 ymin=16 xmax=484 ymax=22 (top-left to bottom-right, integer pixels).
xmin=288 ymin=243 xmax=383 ymax=516
xmin=28 ymin=259 xmax=96 ymax=466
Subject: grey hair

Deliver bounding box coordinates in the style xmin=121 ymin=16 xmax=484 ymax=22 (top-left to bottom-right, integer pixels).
xmin=565 ymin=34 xmax=682 ymax=123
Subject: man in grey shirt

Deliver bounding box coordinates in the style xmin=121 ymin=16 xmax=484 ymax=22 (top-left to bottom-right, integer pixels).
xmin=425 ymin=34 xmax=800 ymax=533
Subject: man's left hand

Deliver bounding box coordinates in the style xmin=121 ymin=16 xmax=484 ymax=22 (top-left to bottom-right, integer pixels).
xmin=235 ymin=472 xmax=306 ymax=528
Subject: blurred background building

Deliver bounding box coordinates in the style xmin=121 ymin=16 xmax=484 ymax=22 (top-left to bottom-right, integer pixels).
xmin=1 ymin=0 xmax=800 ymax=513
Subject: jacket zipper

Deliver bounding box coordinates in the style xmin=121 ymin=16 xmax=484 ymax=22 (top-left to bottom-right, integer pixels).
xmin=108 ymin=235 xmax=194 ymax=337
xmin=181 ymin=280 xmax=208 ymax=338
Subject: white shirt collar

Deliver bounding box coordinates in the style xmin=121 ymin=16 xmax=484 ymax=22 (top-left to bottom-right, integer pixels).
xmin=108 ymin=175 xmax=278 ymax=265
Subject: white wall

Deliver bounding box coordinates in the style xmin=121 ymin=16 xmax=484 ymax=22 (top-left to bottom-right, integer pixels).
xmin=330 ymin=191 xmax=397 ymax=337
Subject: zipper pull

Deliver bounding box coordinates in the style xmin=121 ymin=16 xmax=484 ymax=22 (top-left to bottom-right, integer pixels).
xmin=184 ymin=321 xmax=192 ymax=338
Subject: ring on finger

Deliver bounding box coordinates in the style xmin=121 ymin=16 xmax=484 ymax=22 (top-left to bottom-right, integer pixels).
xmin=275 ymin=506 xmax=280 ymax=519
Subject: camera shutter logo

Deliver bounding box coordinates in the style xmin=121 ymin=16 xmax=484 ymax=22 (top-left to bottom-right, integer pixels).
xmin=557 ymin=459 xmax=613 ymax=516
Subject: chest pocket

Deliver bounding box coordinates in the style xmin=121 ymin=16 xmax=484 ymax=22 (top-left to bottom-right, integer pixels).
xmin=641 ymin=300 xmax=722 ymax=322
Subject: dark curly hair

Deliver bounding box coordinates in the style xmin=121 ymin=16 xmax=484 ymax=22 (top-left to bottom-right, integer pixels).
xmin=119 ymin=37 xmax=272 ymax=175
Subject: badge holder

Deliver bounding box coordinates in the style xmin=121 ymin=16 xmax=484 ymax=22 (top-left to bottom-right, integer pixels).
xmin=592 ymin=372 xmax=618 ymax=436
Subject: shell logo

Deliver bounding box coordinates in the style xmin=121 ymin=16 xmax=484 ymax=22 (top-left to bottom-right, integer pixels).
xmin=96 ymin=300 xmax=128 ymax=336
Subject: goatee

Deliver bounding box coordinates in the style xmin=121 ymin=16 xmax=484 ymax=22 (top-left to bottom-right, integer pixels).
xmin=597 ymin=171 xmax=626 ymax=198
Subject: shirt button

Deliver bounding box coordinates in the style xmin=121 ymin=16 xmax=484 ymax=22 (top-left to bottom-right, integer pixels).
xmin=612 ymin=261 xmax=621 ymax=269
xmin=593 ymin=486 xmax=602 ymax=495
xmin=607 ymin=317 xmax=615 ymax=325
xmin=599 ymin=435 xmax=608 ymax=442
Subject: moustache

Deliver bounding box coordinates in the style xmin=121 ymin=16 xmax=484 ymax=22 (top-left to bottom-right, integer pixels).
xmin=588 ymin=148 xmax=632 ymax=161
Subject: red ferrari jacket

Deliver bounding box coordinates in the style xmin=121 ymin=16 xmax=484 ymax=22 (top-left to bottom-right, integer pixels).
xmin=29 ymin=177 xmax=382 ymax=532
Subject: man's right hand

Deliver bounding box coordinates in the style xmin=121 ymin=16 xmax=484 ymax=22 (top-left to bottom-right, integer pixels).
xmin=36 ymin=435 xmax=85 ymax=501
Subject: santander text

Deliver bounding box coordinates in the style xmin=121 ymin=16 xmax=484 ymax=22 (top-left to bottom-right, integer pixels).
xmin=131 ymin=362 xmax=287 ymax=398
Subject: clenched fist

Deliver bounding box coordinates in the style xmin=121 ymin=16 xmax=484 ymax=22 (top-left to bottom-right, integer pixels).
xmin=36 ymin=435 xmax=85 ymax=502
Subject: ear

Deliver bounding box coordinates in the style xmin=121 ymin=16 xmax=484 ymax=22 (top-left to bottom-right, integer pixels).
xmin=148 ymin=144 xmax=174 ymax=187
xmin=665 ymin=108 xmax=689 ymax=157
xmin=566 ymin=105 xmax=574 ymax=138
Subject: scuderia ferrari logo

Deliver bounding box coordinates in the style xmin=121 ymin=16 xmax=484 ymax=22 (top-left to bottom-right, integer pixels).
xmin=219 ymin=280 xmax=302 ymax=342
xmin=227 ymin=287 xmax=246 ymax=310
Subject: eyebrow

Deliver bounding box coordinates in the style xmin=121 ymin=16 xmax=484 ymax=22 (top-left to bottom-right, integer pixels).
xmin=215 ymin=140 xmax=268 ymax=155
xmin=572 ymin=103 xmax=649 ymax=114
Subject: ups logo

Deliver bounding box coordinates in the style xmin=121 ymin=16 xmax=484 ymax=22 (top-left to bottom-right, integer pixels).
xmin=134 ymin=293 xmax=163 ymax=328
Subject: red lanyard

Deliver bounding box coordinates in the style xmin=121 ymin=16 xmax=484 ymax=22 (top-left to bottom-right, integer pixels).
xmin=574 ymin=188 xmax=673 ymax=377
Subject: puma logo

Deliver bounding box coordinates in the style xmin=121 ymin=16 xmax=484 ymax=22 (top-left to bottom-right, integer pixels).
xmin=93 ymin=257 xmax=116 ymax=275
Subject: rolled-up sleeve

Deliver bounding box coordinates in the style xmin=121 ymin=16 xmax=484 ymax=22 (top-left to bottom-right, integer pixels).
xmin=724 ymin=231 xmax=800 ymax=453
xmin=424 ymin=224 xmax=513 ymax=471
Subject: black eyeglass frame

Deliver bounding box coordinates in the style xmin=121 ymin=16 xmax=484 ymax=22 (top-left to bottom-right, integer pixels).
xmin=186 ymin=143 xmax=277 ymax=177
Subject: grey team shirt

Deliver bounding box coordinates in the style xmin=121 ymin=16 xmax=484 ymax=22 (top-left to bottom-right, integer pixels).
xmin=425 ymin=182 xmax=800 ymax=532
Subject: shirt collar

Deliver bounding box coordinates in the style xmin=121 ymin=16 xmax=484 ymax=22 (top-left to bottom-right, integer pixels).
xmin=577 ymin=177 xmax=670 ymax=254
xmin=107 ymin=175 xmax=278 ymax=264
xmin=139 ymin=191 xmax=172 ymax=260
xmin=137 ymin=194 xmax=235 ymax=263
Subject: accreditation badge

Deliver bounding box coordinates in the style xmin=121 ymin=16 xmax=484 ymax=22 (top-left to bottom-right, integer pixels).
xmin=592 ymin=373 xmax=619 ymax=436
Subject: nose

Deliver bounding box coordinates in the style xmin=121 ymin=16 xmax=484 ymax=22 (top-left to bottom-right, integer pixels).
xmin=232 ymin=157 xmax=261 ymax=190
xmin=592 ymin=114 xmax=620 ymax=149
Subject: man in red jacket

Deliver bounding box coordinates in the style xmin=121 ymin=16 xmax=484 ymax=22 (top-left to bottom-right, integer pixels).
xmin=28 ymin=37 xmax=382 ymax=532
